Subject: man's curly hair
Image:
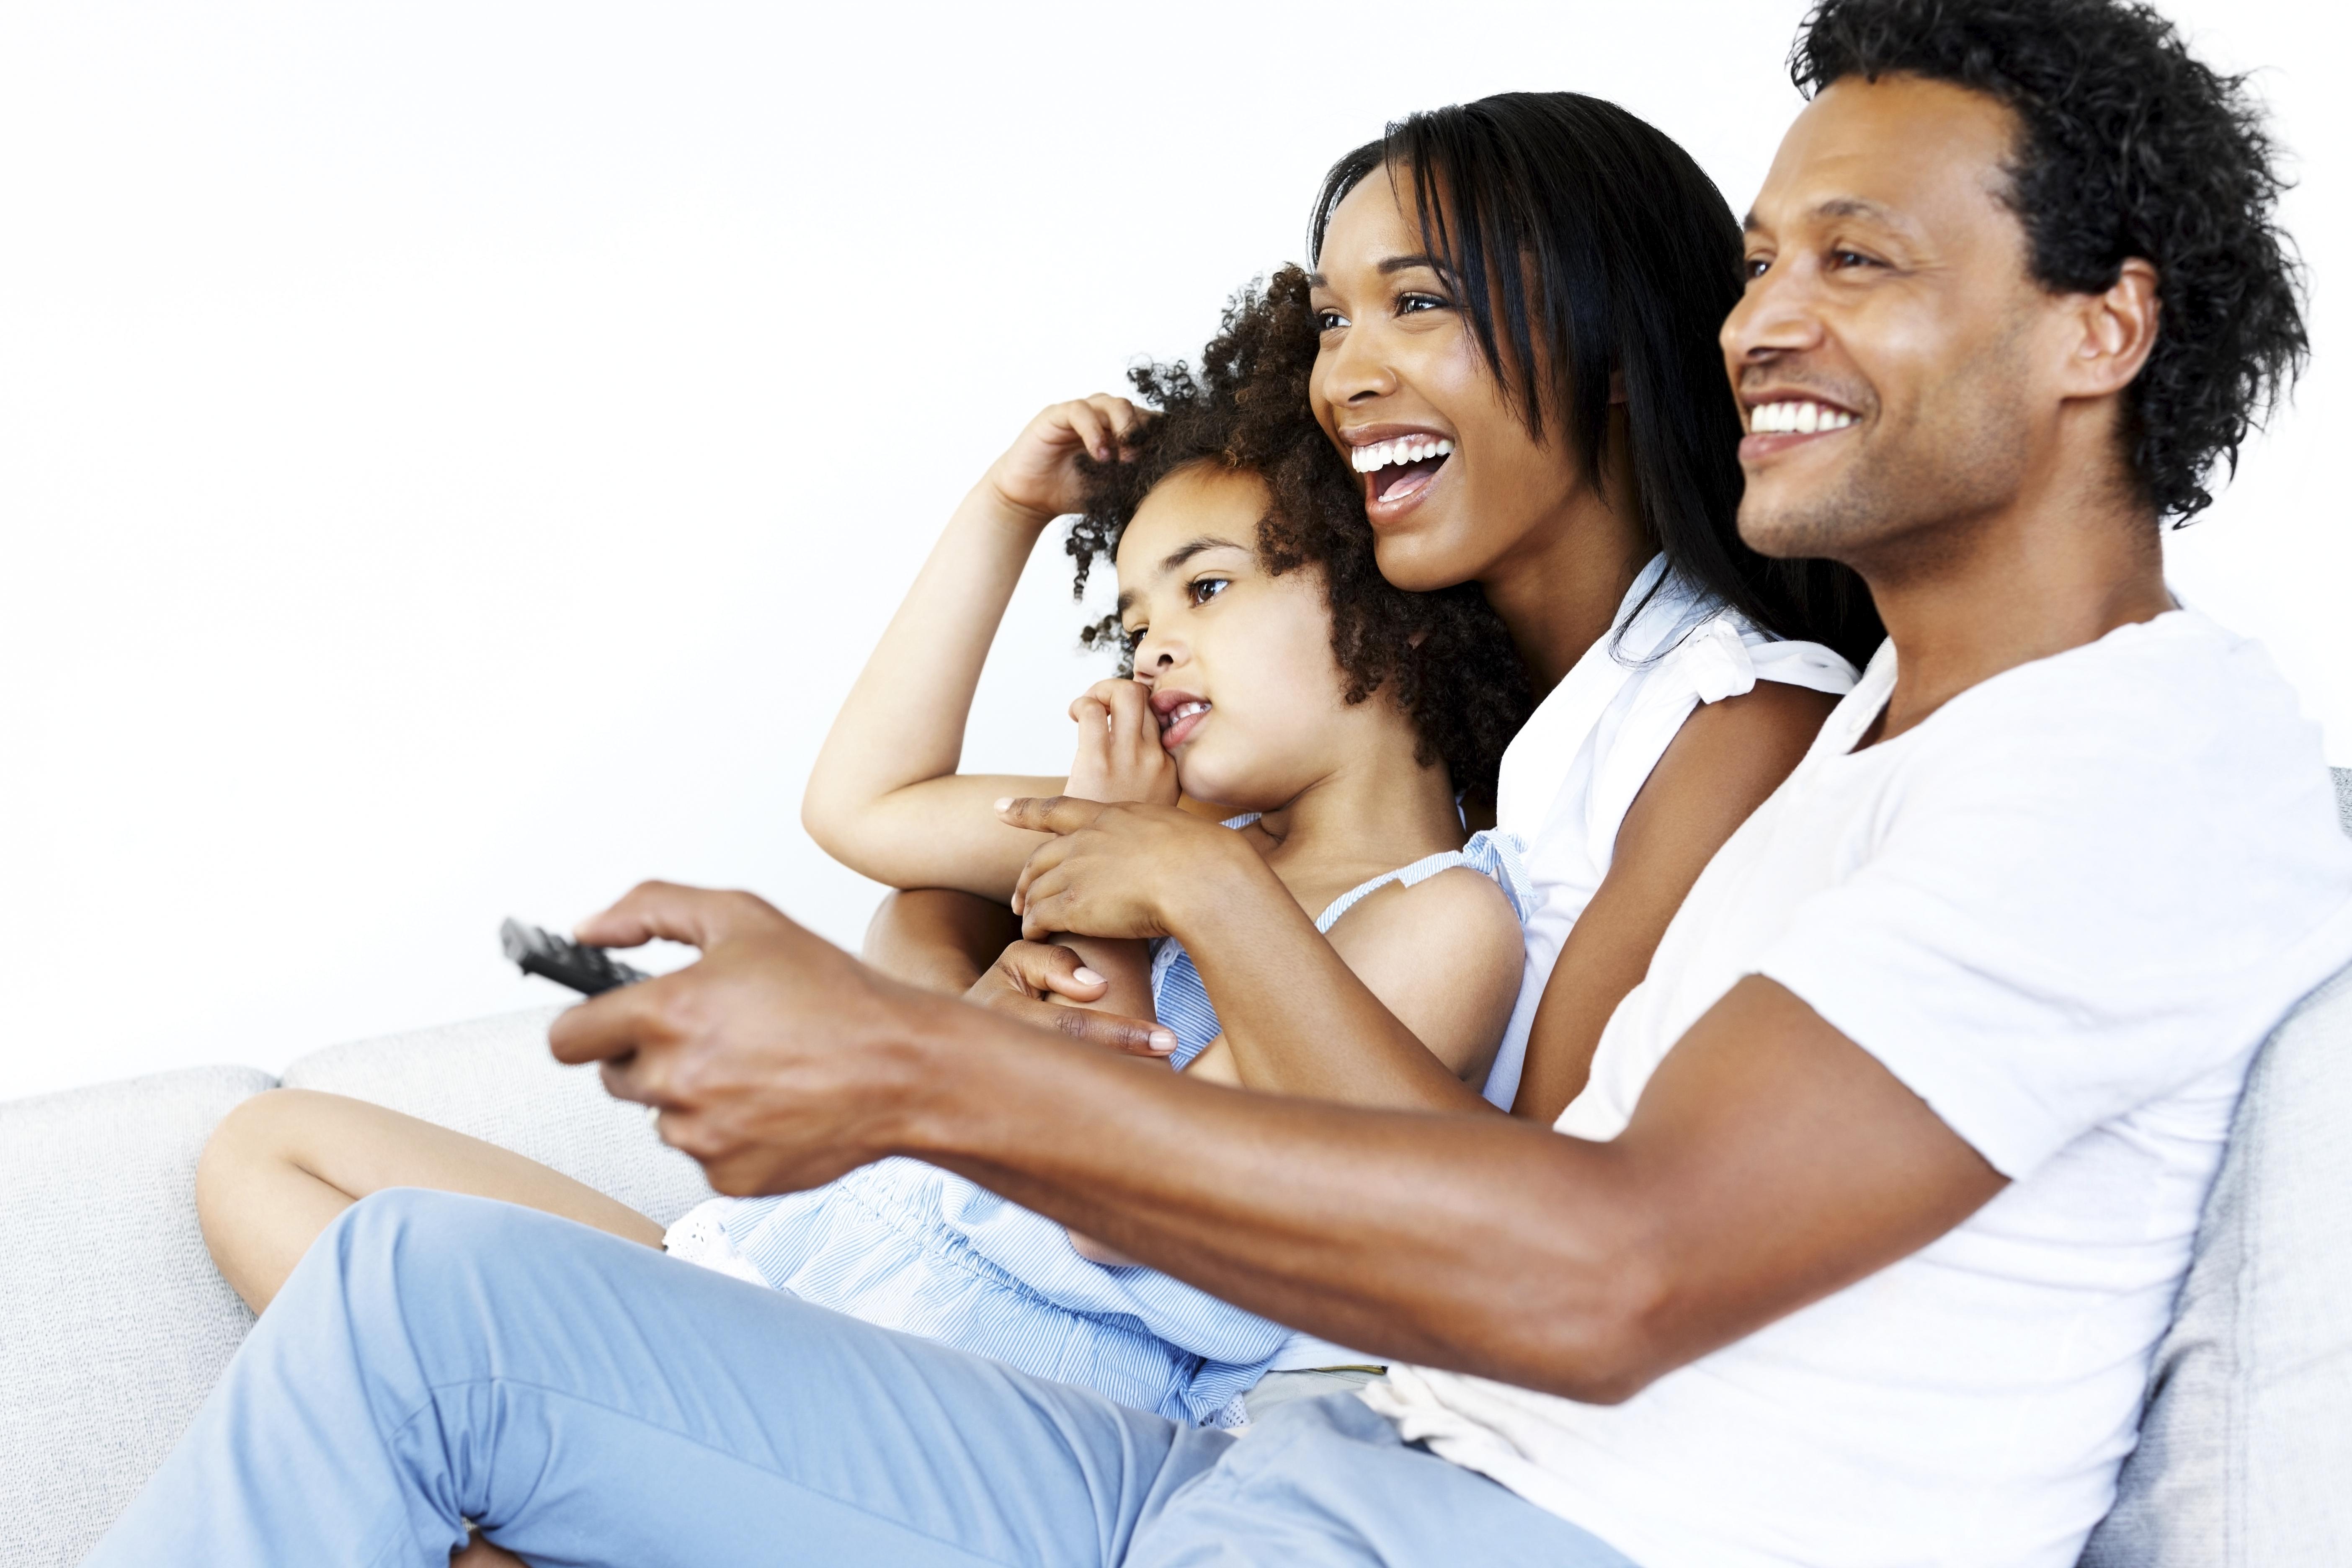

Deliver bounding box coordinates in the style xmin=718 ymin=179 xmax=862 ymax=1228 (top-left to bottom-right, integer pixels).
xmin=1065 ymin=267 xmax=1532 ymax=799
xmin=1792 ymin=0 xmax=2308 ymax=524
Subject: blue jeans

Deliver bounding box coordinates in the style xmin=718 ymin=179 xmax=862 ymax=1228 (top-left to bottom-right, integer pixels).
xmin=90 ymin=1190 xmax=1639 ymax=1567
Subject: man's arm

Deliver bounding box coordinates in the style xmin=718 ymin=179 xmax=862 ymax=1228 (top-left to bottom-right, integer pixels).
xmin=554 ymin=884 xmax=2004 ymax=1402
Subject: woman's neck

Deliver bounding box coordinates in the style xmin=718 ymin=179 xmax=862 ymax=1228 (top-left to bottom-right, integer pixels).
xmin=1481 ymin=416 xmax=1653 ymax=696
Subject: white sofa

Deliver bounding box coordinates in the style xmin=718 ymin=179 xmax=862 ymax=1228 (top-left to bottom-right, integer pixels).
xmin=6 ymin=769 xmax=2349 ymax=1567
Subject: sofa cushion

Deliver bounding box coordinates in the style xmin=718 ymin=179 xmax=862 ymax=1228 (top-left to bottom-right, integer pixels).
xmin=2080 ymin=766 xmax=2352 ymax=1566
xmin=279 ymin=1004 xmax=712 ymax=1228
xmin=0 ymin=1065 xmax=274 ymax=1568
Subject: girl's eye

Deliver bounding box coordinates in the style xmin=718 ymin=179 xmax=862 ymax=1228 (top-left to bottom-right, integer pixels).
xmin=1122 ymin=624 xmax=1145 ymax=649
xmin=1397 ymin=291 xmax=1448 ymax=316
xmin=1188 ymin=577 xmax=1229 ymax=607
xmin=1315 ymin=308 xmax=1349 ymax=332
xmin=1743 ymin=255 xmax=1772 ymax=280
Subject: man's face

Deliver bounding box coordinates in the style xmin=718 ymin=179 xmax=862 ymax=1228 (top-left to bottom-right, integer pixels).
xmin=1724 ymin=75 xmax=2075 ymax=567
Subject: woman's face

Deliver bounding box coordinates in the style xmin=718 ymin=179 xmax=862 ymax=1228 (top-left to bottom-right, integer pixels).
xmin=1308 ymin=165 xmax=1587 ymax=592
xmin=1114 ymin=465 xmax=1397 ymax=810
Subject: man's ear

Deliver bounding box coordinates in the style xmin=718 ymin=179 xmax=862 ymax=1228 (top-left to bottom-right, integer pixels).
xmin=2061 ymin=258 xmax=2161 ymax=400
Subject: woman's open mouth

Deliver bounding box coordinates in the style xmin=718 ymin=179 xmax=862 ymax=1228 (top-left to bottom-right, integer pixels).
xmin=1352 ymin=435 xmax=1454 ymax=508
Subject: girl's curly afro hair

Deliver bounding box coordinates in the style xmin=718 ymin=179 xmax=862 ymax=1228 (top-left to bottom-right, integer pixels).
xmin=1065 ymin=267 xmax=1532 ymax=799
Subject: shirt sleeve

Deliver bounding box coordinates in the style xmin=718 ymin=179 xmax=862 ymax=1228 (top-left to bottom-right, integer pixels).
xmin=1755 ymin=666 xmax=2352 ymax=1180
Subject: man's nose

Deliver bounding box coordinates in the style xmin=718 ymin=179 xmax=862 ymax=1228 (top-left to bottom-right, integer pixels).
xmin=1722 ymin=256 xmax=1827 ymax=371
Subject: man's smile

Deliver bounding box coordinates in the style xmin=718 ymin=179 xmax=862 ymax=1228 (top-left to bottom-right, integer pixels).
xmin=1740 ymin=392 xmax=1864 ymax=463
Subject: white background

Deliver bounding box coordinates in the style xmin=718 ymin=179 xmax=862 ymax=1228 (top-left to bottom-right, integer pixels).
xmin=3 ymin=1 xmax=2344 ymax=1101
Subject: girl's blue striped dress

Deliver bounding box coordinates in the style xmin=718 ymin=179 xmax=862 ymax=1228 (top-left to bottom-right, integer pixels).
xmin=668 ymin=827 xmax=1531 ymax=1426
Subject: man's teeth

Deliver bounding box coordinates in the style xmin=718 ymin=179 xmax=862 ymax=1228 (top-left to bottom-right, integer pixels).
xmin=1350 ymin=436 xmax=1456 ymax=474
xmin=1159 ymin=700 xmax=1210 ymax=732
xmin=1749 ymin=401 xmax=1856 ymax=435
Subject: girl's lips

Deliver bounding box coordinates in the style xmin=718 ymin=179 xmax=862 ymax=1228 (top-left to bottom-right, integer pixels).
xmin=1158 ymin=706 xmax=1208 ymax=750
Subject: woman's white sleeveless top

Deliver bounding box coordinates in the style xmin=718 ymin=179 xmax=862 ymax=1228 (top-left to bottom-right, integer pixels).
xmin=1477 ymin=557 xmax=1857 ymax=1109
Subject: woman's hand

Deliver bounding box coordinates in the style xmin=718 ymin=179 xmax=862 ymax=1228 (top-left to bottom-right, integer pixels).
xmin=1063 ymin=679 xmax=1180 ymax=806
xmin=1001 ymin=796 xmax=1265 ymax=942
xmin=982 ymin=395 xmax=1147 ymax=526
xmin=963 ymin=937 xmax=1174 ymax=1058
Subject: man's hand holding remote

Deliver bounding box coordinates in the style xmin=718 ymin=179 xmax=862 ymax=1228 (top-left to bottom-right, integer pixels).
xmin=549 ymin=881 xmax=964 ymax=1198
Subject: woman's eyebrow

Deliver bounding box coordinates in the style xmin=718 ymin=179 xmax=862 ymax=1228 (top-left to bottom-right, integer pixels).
xmin=1305 ymin=254 xmax=1448 ymax=288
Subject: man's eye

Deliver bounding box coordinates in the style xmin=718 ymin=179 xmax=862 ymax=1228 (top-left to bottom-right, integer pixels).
xmin=1830 ymin=249 xmax=1880 ymax=270
xmin=1188 ymin=578 xmax=1229 ymax=606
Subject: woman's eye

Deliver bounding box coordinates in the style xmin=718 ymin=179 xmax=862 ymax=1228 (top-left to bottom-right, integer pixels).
xmin=1188 ymin=578 xmax=1229 ymax=607
xmin=1315 ymin=309 xmax=1349 ymax=332
xmin=1743 ymin=255 xmax=1772 ymax=280
xmin=1829 ymin=248 xmax=1880 ymax=271
xmin=1397 ymin=291 xmax=1448 ymax=316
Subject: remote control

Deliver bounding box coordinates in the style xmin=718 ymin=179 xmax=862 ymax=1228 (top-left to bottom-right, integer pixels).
xmin=500 ymin=918 xmax=650 ymax=995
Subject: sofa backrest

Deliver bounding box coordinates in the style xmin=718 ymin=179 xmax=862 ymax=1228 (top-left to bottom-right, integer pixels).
xmin=2079 ymin=767 xmax=2352 ymax=1566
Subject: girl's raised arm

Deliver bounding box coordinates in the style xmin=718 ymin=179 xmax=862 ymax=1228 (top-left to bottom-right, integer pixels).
xmin=801 ymin=396 xmax=1142 ymax=900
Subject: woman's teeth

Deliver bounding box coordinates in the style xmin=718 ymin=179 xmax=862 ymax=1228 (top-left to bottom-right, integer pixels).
xmin=1350 ymin=435 xmax=1455 ymax=473
xmin=1158 ymin=700 xmax=1210 ymax=734
xmin=1750 ymin=400 xmax=1856 ymax=434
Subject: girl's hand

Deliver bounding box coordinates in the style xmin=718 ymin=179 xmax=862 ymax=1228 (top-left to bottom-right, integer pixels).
xmin=1063 ymin=679 xmax=1180 ymax=807
xmin=982 ymin=395 xmax=1148 ymax=526
xmin=999 ymin=797 xmax=1262 ymax=942
xmin=962 ymin=938 xmax=1174 ymax=1057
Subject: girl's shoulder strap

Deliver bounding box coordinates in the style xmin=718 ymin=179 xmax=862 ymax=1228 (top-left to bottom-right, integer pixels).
xmin=1311 ymin=830 xmax=1534 ymax=936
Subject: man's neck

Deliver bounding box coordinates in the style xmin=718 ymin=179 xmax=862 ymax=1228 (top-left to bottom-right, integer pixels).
xmin=1856 ymin=473 xmax=2173 ymax=745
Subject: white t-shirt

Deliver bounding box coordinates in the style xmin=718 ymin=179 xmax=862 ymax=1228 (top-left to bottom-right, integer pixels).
xmin=1369 ymin=611 xmax=2352 ymax=1568
xmin=1479 ymin=555 xmax=1857 ymax=1108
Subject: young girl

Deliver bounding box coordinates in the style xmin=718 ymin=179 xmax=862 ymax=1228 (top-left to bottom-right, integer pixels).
xmin=197 ymin=270 xmax=1538 ymax=1429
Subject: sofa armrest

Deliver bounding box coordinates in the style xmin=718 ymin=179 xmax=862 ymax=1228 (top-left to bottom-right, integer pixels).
xmin=0 ymin=1065 xmax=276 ymax=1568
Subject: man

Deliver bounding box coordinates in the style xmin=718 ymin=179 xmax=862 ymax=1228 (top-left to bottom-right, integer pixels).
xmin=90 ymin=2 xmax=2352 ymax=1565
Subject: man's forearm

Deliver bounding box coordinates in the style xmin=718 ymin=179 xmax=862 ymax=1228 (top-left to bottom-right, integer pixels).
xmin=892 ymin=992 xmax=1647 ymax=1398
xmin=564 ymin=885 xmax=2007 ymax=1417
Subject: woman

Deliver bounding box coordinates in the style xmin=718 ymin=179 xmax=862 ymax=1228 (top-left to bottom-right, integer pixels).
xmin=916 ymin=91 xmax=1877 ymax=1123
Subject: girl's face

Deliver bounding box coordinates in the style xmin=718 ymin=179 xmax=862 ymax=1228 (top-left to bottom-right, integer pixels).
xmin=1308 ymin=165 xmax=1588 ymax=592
xmin=1114 ymin=465 xmax=1396 ymax=810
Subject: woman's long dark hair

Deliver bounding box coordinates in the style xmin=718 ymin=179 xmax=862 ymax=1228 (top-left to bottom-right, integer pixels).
xmin=1312 ymin=93 xmax=1883 ymax=668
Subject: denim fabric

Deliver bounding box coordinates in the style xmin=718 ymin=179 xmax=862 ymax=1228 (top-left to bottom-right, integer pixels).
xmin=88 ymin=1189 xmax=1637 ymax=1568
